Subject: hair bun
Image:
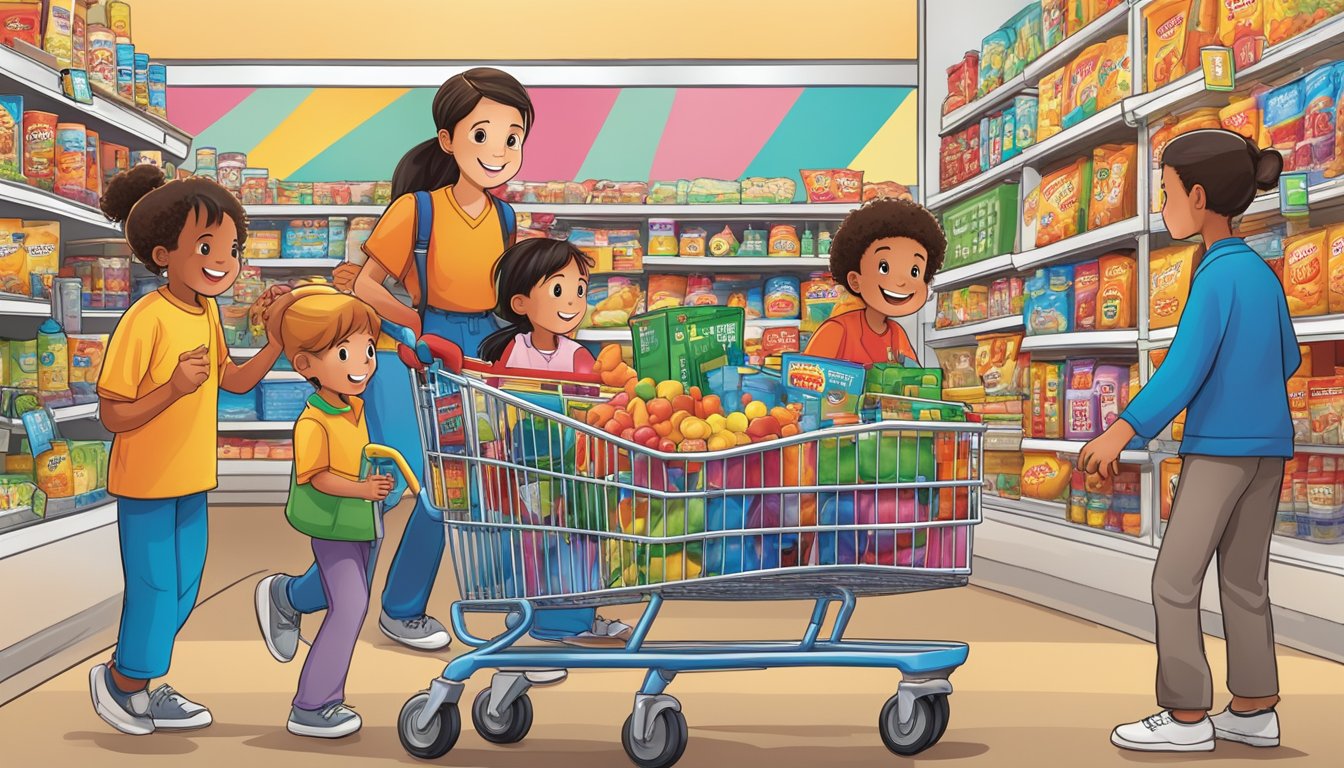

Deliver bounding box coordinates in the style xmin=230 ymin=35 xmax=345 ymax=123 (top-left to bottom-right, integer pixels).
xmin=1249 ymin=143 xmax=1284 ymax=192
xmin=100 ymin=164 xmax=167 ymax=223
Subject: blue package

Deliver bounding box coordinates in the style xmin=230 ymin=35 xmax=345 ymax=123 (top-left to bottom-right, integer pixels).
xmin=1002 ymin=105 xmax=1020 ymax=161
xmin=979 ymin=116 xmax=991 ymax=173
xmin=1014 ymin=95 xmax=1038 ymax=151
xmin=1263 ymin=79 xmax=1305 ymax=158
xmin=21 ymin=409 xmax=56 ymax=457
xmin=1024 ymin=266 xmax=1074 ymax=335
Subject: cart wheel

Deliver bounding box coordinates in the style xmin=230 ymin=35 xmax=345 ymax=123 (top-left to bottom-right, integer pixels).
xmin=471 ymin=688 xmax=534 ymax=744
xmin=621 ymin=708 xmax=688 ymax=768
xmin=878 ymin=693 xmax=946 ymax=756
xmin=398 ymin=692 xmax=461 ymax=759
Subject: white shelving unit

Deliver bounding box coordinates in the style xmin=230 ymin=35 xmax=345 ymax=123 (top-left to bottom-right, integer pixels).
xmin=218 ymin=421 xmax=294 ymax=432
xmin=921 ymin=0 xmax=1344 ymax=659
xmin=0 ymin=402 xmax=99 ymax=429
xmin=642 ymin=256 xmax=831 ymax=271
xmin=245 ymin=202 xmax=859 ymax=220
xmin=219 ymin=460 xmax=293 ymax=476
xmin=245 ymin=258 xmax=342 ymax=270
xmin=0 ymin=180 xmax=123 ymax=241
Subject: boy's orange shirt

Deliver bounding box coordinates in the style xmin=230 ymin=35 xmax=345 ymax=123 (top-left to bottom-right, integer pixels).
xmin=804 ymin=309 xmax=918 ymax=366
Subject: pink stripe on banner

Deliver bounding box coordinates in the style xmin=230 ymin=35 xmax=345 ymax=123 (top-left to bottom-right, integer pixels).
xmin=167 ymin=87 xmax=257 ymax=137
xmin=515 ymin=88 xmax=621 ymax=182
xmin=649 ymin=88 xmax=803 ymax=181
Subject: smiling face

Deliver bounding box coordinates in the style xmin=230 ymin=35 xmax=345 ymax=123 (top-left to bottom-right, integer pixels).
xmin=440 ymin=97 xmax=526 ymax=191
xmin=845 ymin=236 xmax=931 ymax=318
xmin=1160 ymin=164 xmax=1206 ymax=241
xmin=510 ymin=259 xmax=588 ymax=336
xmin=295 ymin=330 xmax=378 ymax=398
xmin=152 ymin=208 xmax=241 ymax=298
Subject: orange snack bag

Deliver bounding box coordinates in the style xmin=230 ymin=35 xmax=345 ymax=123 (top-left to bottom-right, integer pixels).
xmin=1308 ymin=375 xmax=1344 ymax=445
xmin=1149 ymin=244 xmax=1197 ymax=329
xmin=1219 ymin=94 xmax=1262 ymax=140
xmin=1037 ymin=68 xmax=1067 ymax=141
xmin=1218 ymin=0 xmax=1266 ymax=64
xmin=1036 ymin=157 xmax=1093 ymax=247
xmin=1287 ymin=375 xmax=1310 ymax=442
xmin=1063 ymin=42 xmax=1106 ymax=127
xmin=1096 ymin=34 xmax=1132 ymax=110
xmin=1021 ymin=451 xmax=1073 ymax=501
xmin=1283 ymin=228 xmax=1329 ymax=316
xmin=1097 ymin=252 xmax=1137 ymax=329
xmin=1184 ymin=0 xmax=1221 ymax=74
xmin=1328 ymin=225 xmax=1344 ymax=312
xmin=1089 ymin=143 xmax=1137 ymax=229
xmin=1264 ymin=0 xmax=1310 ymax=46
xmin=1145 ymin=0 xmax=1194 ymax=89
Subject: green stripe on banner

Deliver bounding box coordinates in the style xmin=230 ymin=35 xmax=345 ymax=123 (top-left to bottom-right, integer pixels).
xmin=573 ymin=89 xmax=676 ymax=182
xmin=289 ymin=89 xmax=436 ymax=183
xmin=185 ymin=88 xmax=316 ymax=170
xmin=743 ymin=88 xmax=912 ymax=199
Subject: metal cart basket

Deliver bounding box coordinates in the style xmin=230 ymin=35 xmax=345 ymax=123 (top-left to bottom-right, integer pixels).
xmin=396 ymin=363 xmax=984 ymax=767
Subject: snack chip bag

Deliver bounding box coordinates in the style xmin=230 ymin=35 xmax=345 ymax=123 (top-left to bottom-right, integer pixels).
xmin=1036 ymin=157 xmax=1093 ymax=247
xmin=800 ymin=169 xmax=835 ymax=203
xmin=1219 ymin=94 xmax=1262 ymax=141
xmin=1145 ymin=0 xmax=1194 ymax=89
xmin=1037 ymin=68 xmax=1068 ymax=141
xmin=1073 ymin=261 xmax=1100 ymax=331
xmin=1283 ymin=228 xmax=1328 ymax=316
xmin=1043 ymin=0 xmax=1068 ymax=48
xmin=1184 ymin=0 xmax=1222 ymax=74
xmin=1096 ymin=34 xmax=1132 ymax=110
xmin=975 ymin=333 xmax=1025 ymax=396
xmin=1025 ymin=266 xmax=1074 ymax=335
xmin=979 ymin=28 xmax=1015 ymax=96
xmin=1263 ymin=79 xmax=1306 ymax=166
xmin=1008 ymin=3 xmax=1045 ymax=78
xmin=1328 ymin=224 xmax=1344 ymax=312
xmin=1097 ymin=252 xmax=1138 ymax=329
xmin=1021 ymin=451 xmax=1073 ymax=501
xmin=1063 ymin=42 xmax=1106 ymax=129
xmin=21 ymin=220 xmax=60 ymax=299
xmin=1149 ymin=244 xmax=1198 ymax=329
xmin=0 ymin=218 xmax=29 ymax=296
xmin=1264 ymin=0 xmax=1310 ymax=46
xmin=1218 ymin=0 xmax=1266 ymax=66
xmin=1089 ymin=143 xmax=1137 ymax=229
xmin=1303 ymin=63 xmax=1336 ymax=171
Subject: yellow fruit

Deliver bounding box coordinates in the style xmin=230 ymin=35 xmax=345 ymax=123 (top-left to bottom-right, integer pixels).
xmin=655 ymin=380 xmax=685 ymax=400
xmin=680 ymin=417 xmax=710 ymax=440
xmin=706 ymin=413 xmax=727 ymax=433
xmin=707 ymin=433 xmax=734 ymax=452
xmin=744 ymin=400 xmax=768 ymax=420
xmin=725 ymin=411 xmax=749 ymax=433
xmin=733 ymin=431 xmax=753 ymax=446
xmin=621 ymin=564 xmax=641 ymax=587
xmin=632 ymin=516 xmax=648 ymax=536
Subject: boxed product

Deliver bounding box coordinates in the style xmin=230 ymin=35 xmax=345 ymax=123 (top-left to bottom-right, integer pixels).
xmin=979 ymin=27 xmax=1013 ymax=97
xmin=630 ymin=306 xmax=744 ymax=392
xmin=1036 ymin=157 xmax=1093 ymax=246
xmin=0 ymin=94 xmax=21 ymax=182
xmin=282 ymin=219 xmax=328 ymax=259
xmin=1037 ymin=67 xmax=1067 ymax=141
xmin=944 ymin=50 xmax=980 ymax=116
xmin=937 ymin=346 xmax=981 ymax=390
xmin=1006 ymin=3 xmax=1044 ymax=79
xmin=1073 ymin=261 xmax=1100 ymax=331
xmin=942 ymin=183 xmax=1019 ymax=268
xmin=1063 ymin=42 xmax=1106 ymax=129
xmin=1149 ymin=244 xmax=1197 ymax=329
xmin=259 ymin=380 xmax=313 ymax=422
xmin=1065 ymin=359 xmax=1099 ymax=441
xmin=782 ymin=353 xmax=867 ymax=427
xmin=975 ymin=333 xmax=1024 ymax=396
xmin=801 ymin=273 xmax=845 ymax=333
xmin=648 ymin=220 xmax=677 ymax=256
xmin=1308 ymin=375 xmax=1344 ymax=444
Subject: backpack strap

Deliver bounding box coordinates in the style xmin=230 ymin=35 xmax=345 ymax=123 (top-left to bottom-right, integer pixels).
xmin=493 ymin=195 xmax=517 ymax=247
xmin=412 ymin=190 xmax=434 ymax=320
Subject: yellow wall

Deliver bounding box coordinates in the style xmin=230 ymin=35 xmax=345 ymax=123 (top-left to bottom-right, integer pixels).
xmin=129 ymin=0 xmax=916 ymax=60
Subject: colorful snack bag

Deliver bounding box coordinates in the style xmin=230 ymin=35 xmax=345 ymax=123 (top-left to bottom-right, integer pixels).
xmin=1149 ymin=244 xmax=1198 ymax=329
xmin=1149 ymin=115 xmax=1178 ymax=213
xmin=975 ymin=333 xmax=1024 ymax=396
xmin=22 ymin=220 xmax=59 ymax=299
xmin=1036 ymin=157 xmax=1093 ymax=247
xmin=1043 ymin=0 xmax=1068 ymax=48
xmin=1015 ymin=95 xmax=1039 ymax=151
xmin=1096 ymin=34 xmax=1132 ymax=110
xmin=1264 ymin=0 xmax=1309 ymax=46
xmin=1219 ymin=93 xmax=1262 ymax=141
xmin=1263 ymin=79 xmax=1306 ymax=168
xmin=1090 ymin=143 xmax=1137 ymax=229
xmin=1063 ymin=42 xmax=1106 ymax=129
xmin=1097 ymin=252 xmax=1138 ymax=329
xmin=1008 ymin=3 xmax=1045 ymax=78
xmin=1074 ymin=261 xmax=1100 ymax=331
xmin=1025 ymin=266 xmax=1074 ymax=335
xmin=0 ymin=218 xmax=27 ymax=296
xmin=979 ymin=28 xmax=1014 ymax=97
xmin=1309 ymin=375 xmax=1344 ymax=445
xmin=1021 ymin=452 xmax=1072 ymax=502
xmin=1303 ymin=63 xmax=1336 ymax=171
xmin=1037 ymin=68 xmax=1067 ymax=141
xmin=1184 ymin=0 xmax=1221 ymax=75
xmin=1328 ymin=224 xmax=1344 ymax=312
xmin=647 ymin=274 xmax=687 ymax=311
xmin=1218 ymin=0 xmax=1266 ymax=67
xmin=1283 ymin=228 xmax=1328 ymax=316
xmin=1145 ymin=0 xmax=1194 ymax=89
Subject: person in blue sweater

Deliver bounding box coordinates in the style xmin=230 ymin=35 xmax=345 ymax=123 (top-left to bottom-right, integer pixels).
xmin=1081 ymin=129 xmax=1297 ymax=754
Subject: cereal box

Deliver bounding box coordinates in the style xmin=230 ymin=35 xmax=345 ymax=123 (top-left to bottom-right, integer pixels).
xmin=781 ymin=353 xmax=867 ymax=426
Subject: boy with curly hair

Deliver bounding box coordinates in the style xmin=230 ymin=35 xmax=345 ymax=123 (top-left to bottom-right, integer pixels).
xmin=804 ymin=197 xmax=946 ymax=365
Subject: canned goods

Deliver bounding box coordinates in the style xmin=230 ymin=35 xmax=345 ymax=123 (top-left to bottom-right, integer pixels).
xmin=115 ymin=43 xmax=134 ymax=101
xmin=87 ymin=25 xmax=116 ymax=90
xmin=217 ymin=151 xmax=245 ymax=193
xmin=195 ymin=147 xmax=217 ymax=179
xmin=54 ymin=122 xmax=87 ymax=200
xmin=147 ymin=63 xmax=167 ymax=118
xmin=133 ymin=53 xmax=149 ymax=108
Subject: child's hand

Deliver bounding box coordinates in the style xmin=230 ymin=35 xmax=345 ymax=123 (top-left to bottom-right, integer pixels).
xmin=332 ymin=262 xmax=361 ymax=294
xmin=255 ymin=285 xmax=296 ymax=345
xmin=170 ymin=346 xmax=210 ymax=397
xmin=359 ymin=473 xmax=396 ymax=501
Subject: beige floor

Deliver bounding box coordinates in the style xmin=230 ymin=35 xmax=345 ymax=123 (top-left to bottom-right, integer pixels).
xmin=1 ymin=505 xmax=1341 ymax=767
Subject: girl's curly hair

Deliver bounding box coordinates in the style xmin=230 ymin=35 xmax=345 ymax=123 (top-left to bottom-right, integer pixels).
xmin=101 ymin=164 xmax=248 ymax=275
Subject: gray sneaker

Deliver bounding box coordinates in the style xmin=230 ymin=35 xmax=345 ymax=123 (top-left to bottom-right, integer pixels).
xmin=89 ymin=664 xmax=153 ymax=735
xmin=379 ymin=611 xmax=450 ymax=650
xmin=287 ymin=702 xmax=362 ymax=739
xmin=256 ymin=574 xmax=302 ymax=663
xmin=148 ymin=684 xmax=212 ymax=730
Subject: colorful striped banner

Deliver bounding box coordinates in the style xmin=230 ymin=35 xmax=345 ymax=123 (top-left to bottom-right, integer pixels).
xmin=170 ymin=86 xmax=916 ymax=196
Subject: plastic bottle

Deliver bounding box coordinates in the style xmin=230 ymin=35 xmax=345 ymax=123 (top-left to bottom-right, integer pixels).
xmin=37 ymin=318 xmax=73 ymax=407
xmin=801 ymin=229 xmax=815 ymax=257
xmin=818 ymin=229 xmax=832 ymax=256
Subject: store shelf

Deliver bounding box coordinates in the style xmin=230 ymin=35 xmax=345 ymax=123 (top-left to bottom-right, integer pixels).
xmin=245 ymin=258 xmax=342 ymax=269
xmin=642 ymin=256 xmax=831 ymax=271
xmin=938 ymin=2 xmax=1129 ymax=135
xmin=1289 ymin=314 xmax=1344 ymax=343
xmin=1288 ymin=443 xmax=1344 ymax=456
xmin=80 ymin=308 xmax=126 ymax=319
xmin=926 ymin=154 xmax=1027 ymax=212
xmin=1019 ymin=329 xmax=1139 ymax=351
xmin=1128 ymin=13 xmax=1344 ymax=121
xmin=1270 ymin=535 xmax=1344 ymax=578
xmin=0 ymin=295 xmax=51 ymax=317
xmin=983 ymin=497 xmax=1155 ymax=555
xmin=926 ymin=315 xmax=1023 ymax=347
xmin=0 ymin=180 xmax=122 ymax=240
xmin=218 ymin=421 xmax=294 ymax=432
xmin=0 ymin=499 xmax=118 ymax=559
xmin=0 ymin=402 xmax=99 ymax=429
xmin=264 ymin=371 xmax=307 ymax=381
xmin=1012 ymin=217 xmax=1144 ymax=271
xmin=0 ymin=43 xmax=192 ymax=160
xmin=1020 ymin=438 xmax=1148 ymax=464
xmin=244 ymin=203 xmax=860 ymax=220
xmin=1147 ymin=327 xmax=1176 ymax=345
xmin=932 ymin=254 xmax=1016 ymax=289
xmin=219 ymin=460 xmax=293 ymax=476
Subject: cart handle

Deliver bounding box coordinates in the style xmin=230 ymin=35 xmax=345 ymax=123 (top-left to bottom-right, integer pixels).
xmin=397 ymin=333 xmax=603 ymax=384
xmin=363 ymin=443 xmax=421 ymax=496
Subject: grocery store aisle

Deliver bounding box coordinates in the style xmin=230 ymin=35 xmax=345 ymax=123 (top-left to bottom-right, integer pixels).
xmin=1 ymin=505 xmax=1341 ymax=767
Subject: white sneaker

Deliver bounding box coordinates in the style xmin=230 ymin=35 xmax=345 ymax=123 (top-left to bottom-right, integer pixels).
xmin=89 ymin=664 xmax=154 ymax=736
xmin=1111 ymin=711 xmax=1215 ymax=752
xmin=1212 ymin=707 xmax=1279 ymax=747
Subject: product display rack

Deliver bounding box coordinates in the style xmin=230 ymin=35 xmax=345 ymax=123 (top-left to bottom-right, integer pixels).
xmin=921 ymin=0 xmax=1344 ymax=658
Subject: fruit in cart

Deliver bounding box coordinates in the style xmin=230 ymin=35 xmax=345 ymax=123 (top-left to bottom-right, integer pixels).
xmin=707 ymin=433 xmax=734 ymax=451
xmin=609 ymin=392 xmax=629 ymax=409
xmin=770 ymin=406 xmax=798 ymax=425
xmin=628 ymin=398 xmax=649 ymax=427
xmin=596 ymin=343 xmax=623 ymax=371
xmin=701 ymin=394 xmax=723 ymax=417
xmin=724 ymin=412 xmax=749 ymax=433
xmin=655 ymin=380 xmax=684 ymax=400
xmin=633 ymin=426 xmax=659 ymax=448
xmin=659 ymin=438 xmax=676 ymax=452
xmin=705 ymin=413 xmax=727 ymax=434
xmin=634 ymin=378 xmax=657 ymax=401
xmin=744 ymin=400 xmax=768 ymax=420
xmin=680 ymin=417 xmax=710 ymax=440
xmin=647 ymin=398 xmax=673 ymax=423
xmin=671 ymin=394 xmax=695 ymax=415
xmin=586 ymin=403 xmax=616 ymax=427
xmin=646 ymin=553 xmax=702 ymax=583
xmin=746 ymin=415 xmax=782 ymax=440
xmin=734 ymin=431 xmax=753 ymax=446
xmin=679 ymin=438 xmax=707 ymax=452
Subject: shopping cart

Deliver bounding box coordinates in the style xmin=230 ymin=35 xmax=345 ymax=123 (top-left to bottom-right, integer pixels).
xmin=394 ymin=351 xmax=984 ymax=767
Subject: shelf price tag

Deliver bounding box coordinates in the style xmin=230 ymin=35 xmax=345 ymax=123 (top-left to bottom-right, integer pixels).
xmin=1201 ymin=47 xmax=1236 ymax=92
xmin=1280 ymin=172 xmax=1310 ymax=217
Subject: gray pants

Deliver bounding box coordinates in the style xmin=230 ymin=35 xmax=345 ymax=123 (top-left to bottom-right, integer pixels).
xmin=1153 ymin=455 xmax=1283 ymax=710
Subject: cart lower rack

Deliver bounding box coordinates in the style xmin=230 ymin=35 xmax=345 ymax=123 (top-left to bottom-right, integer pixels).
xmin=398 ymin=364 xmax=984 ymax=767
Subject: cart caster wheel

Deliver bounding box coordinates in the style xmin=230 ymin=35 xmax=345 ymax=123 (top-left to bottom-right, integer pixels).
xmin=622 ymin=708 xmax=688 ymax=768
xmin=471 ymin=688 xmax=534 ymax=744
xmin=879 ymin=693 xmax=948 ymax=756
xmin=399 ymin=692 xmax=460 ymax=759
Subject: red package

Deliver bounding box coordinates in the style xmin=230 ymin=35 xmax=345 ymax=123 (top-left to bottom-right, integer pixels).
xmin=0 ymin=2 xmax=41 ymax=48
xmin=801 ymin=169 xmax=836 ymax=202
xmin=832 ymin=169 xmax=863 ymax=203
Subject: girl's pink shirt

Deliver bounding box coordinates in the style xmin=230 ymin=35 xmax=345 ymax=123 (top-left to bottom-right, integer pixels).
xmin=503 ymin=332 xmax=586 ymax=372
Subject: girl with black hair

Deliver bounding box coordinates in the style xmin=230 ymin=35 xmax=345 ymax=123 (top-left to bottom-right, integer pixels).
xmin=1081 ymin=130 xmax=1297 ymax=753
xmin=478 ymin=239 xmax=596 ymax=371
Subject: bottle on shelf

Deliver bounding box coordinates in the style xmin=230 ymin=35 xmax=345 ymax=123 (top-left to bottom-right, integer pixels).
xmin=801 ymin=228 xmax=815 ymax=257
xmin=818 ymin=229 xmax=832 ymax=256
xmin=37 ymin=318 xmax=74 ymax=408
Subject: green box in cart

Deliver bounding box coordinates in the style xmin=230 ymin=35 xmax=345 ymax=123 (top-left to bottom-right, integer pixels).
xmin=942 ymin=183 xmax=1018 ymax=269
xmin=630 ymin=306 xmax=744 ymax=392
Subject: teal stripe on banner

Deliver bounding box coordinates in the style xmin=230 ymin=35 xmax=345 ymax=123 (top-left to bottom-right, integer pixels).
xmin=289 ymin=89 xmax=436 ymax=183
xmin=573 ymin=89 xmax=676 ymax=182
xmin=743 ymin=88 xmax=913 ymax=200
xmin=185 ymin=88 xmax=315 ymax=170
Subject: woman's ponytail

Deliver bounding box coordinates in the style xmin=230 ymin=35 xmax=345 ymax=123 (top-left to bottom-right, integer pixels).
xmin=390 ymin=138 xmax=460 ymax=199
